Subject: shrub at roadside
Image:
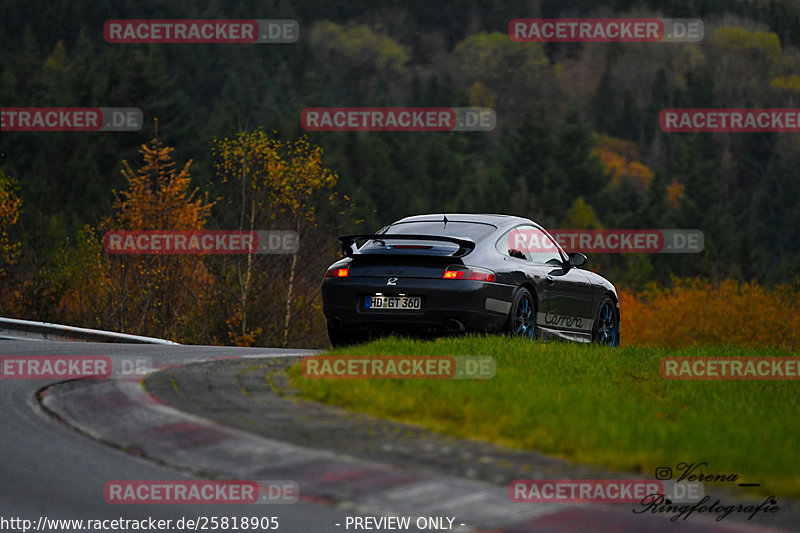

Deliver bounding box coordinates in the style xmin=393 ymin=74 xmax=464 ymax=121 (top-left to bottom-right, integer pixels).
xmin=620 ymin=278 xmax=800 ymax=349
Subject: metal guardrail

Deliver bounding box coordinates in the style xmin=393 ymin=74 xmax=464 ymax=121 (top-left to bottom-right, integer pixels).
xmin=0 ymin=317 xmax=179 ymax=344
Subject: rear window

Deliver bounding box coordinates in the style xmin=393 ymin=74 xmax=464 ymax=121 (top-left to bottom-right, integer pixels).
xmin=381 ymin=221 xmax=496 ymax=241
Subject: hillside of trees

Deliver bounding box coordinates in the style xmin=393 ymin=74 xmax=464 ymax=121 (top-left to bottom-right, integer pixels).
xmin=2 ymin=1 xmax=800 ymax=345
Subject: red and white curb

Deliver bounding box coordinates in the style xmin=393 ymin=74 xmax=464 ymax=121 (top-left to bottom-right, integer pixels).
xmin=38 ymin=360 xmax=785 ymax=533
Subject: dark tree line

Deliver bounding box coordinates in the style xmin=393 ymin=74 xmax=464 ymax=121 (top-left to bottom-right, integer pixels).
xmin=2 ymin=0 xmax=800 ymax=302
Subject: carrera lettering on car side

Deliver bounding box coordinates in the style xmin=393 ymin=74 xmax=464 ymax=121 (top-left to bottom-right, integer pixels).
xmin=538 ymin=312 xmax=593 ymax=331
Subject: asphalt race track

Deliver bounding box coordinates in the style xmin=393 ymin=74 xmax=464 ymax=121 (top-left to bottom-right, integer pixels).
xmin=0 ymin=342 xmax=352 ymax=533
xmin=1 ymin=341 xmax=797 ymax=533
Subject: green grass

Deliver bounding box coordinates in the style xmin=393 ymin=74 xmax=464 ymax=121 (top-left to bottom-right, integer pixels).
xmin=288 ymin=335 xmax=800 ymax=499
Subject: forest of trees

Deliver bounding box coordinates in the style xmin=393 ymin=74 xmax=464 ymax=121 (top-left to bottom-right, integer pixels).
xmin=2 ymin=0 xmax=800 ymax=345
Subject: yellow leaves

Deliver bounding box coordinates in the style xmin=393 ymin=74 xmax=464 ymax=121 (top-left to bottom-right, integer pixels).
xmin=711 ymin=27 xmax=782 ymax=81
xmin=43 ymin=41 xmax=69 ymax=75
xmin=711 ymin=27 xmax=781 ymax=64
xmin=0 ymin=170 xmax=22 ymax=276
xmin=48 ymin=225 xmax=113 ymax=322
xmin=225 ymin=311 xmax=261 ymax=347
xmin=592 ymin=134 xmax=653 ymax=189
xmin=620 ymin=279 xmax=800 ymax=349
xmin=667 ymin=179 xmax=685 ymax=209
xmin=27 ymin=129 xmax=350 ymax=346
xmin=563 ymin=197 xmax=602 ymax=230
xmin=112 ymin=135 xmax=212 ymax=231
xmin=309 ymin=21 xmax=408 ymax=76
xmin=212 ymin=131 xmax=341 ymax=224
xmin=467 ymin=82 xmax=497 ymax=108
xmin=53 ymin=133 xmax=220 ymax=338
xmin=454 ymin=32 xmax=549 ymax=86
xmin=592 ymin=149 xmax=653 ymax=188
xmin=770 ymin=74 xmax=800 ymax=91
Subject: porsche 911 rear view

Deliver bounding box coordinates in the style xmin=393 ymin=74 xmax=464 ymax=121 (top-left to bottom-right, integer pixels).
xmin=321 ymin=214 xmax=619 ymax=347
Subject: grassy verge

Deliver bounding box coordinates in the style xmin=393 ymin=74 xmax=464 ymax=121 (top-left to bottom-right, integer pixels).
xmin=288 ymin=335 xmax=800 ymax=499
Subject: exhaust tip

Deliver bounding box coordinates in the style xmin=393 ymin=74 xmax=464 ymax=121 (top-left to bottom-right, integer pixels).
xmin=329 ymin=316 xmax=344 ymax=328
xmin=445 ymin=318 xmax=465 ymax=333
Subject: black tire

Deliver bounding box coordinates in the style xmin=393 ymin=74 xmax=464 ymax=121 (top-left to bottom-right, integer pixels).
xmin=592 ymin=296 xmax=619 ymax=347
xmin=504 ymin=287 xmax=536 ymax=340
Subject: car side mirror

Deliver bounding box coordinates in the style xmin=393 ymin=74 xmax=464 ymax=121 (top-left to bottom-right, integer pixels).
xmin=568 ymin=252 xmax=588 ymax=267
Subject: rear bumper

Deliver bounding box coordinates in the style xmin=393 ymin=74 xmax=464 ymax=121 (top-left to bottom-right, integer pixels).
xmin=321 ymin=277 xmax=515 ymax=333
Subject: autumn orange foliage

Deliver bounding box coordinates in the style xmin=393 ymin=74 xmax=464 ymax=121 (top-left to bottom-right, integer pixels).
xmin=212 ymin=131 xmax=347 ymax=347
xmin=592 ymin=134 xmax=653 ymax=189
xmin=620 ymin=278 xmax=800 ymax=349
xmin=0 ymin=170 xmax=21 ymax=278
xmin=53 ymin=132 xmax=217 ymax=341
xmin=666 ymin=179 xmax=685 ymax=208
xmin=113 ymin=138 xmax=212 ymax=230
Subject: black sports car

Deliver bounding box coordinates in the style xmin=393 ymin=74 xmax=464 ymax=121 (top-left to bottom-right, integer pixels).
xmin=321 ymin=214 xmax=619 ymax=347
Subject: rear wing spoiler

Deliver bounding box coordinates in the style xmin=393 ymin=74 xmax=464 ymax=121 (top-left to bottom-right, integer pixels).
xmin=338 ymin=234 xmax=476 ymax=258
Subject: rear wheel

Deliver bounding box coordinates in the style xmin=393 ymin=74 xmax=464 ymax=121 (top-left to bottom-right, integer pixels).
xmin=505 ymin=287 xmax=536 ymax=340
xmin=592 ymin=297 xmax=619 ymax=347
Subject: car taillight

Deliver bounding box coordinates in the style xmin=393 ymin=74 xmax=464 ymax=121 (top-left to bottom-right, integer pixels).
xmin=326 ymin=266 xmax=349 ymax=278
xmin=442 ymin=266 xmax=495 ymax=282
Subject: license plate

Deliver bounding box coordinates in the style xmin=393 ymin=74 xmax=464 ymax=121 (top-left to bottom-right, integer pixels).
xmin=364 ymin=296 xmax=422 ymax=310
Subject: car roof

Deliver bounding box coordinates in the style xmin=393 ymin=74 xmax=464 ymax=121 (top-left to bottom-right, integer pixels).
xmin=390 ymin=213 xmax=537 ymax=232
